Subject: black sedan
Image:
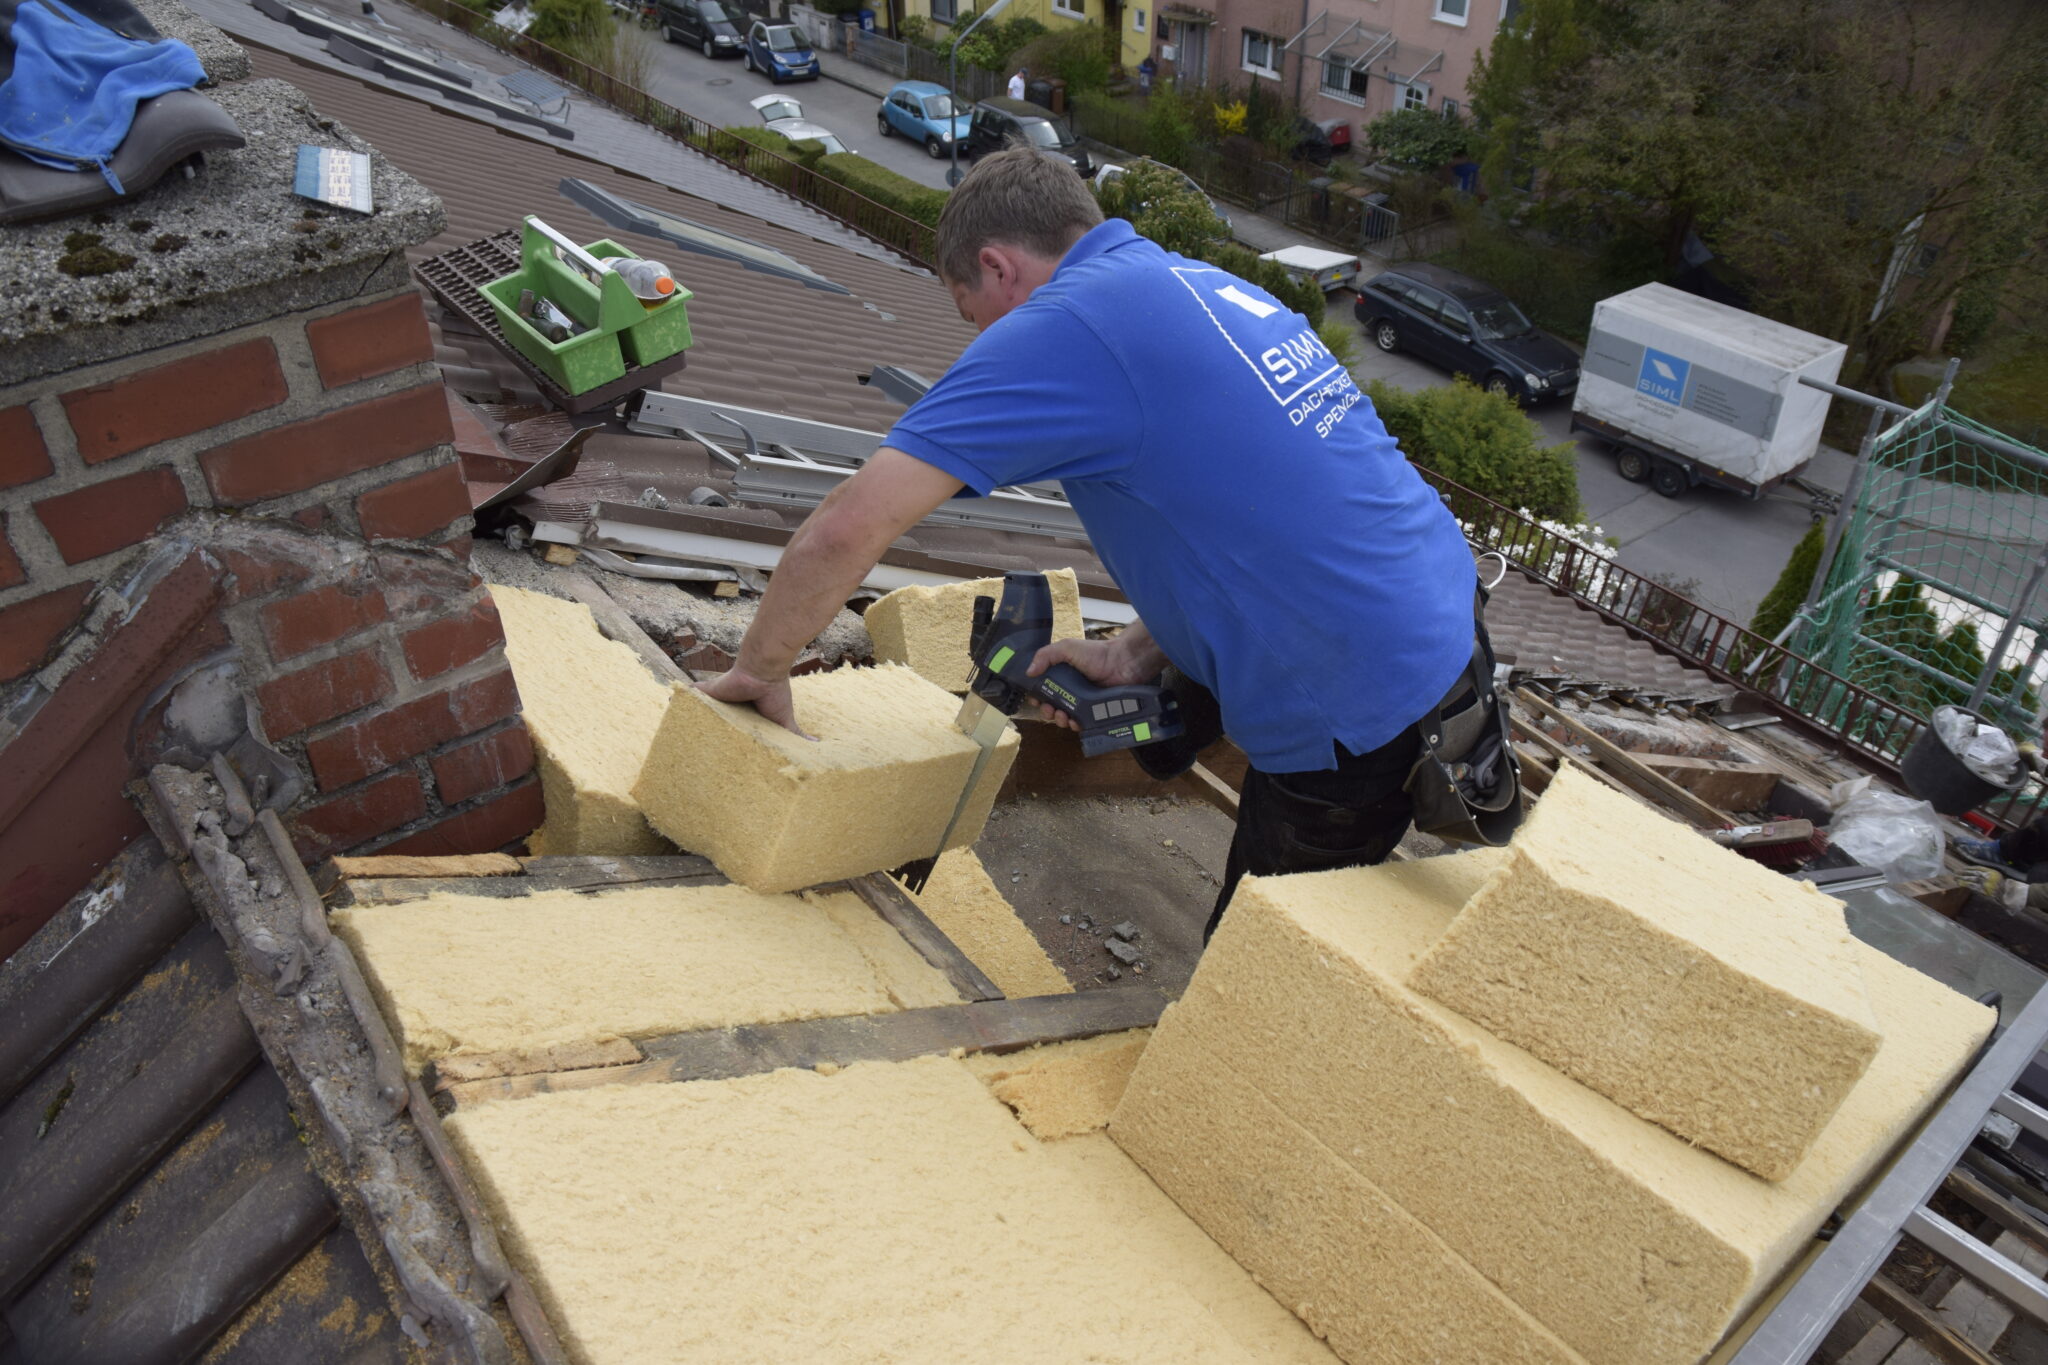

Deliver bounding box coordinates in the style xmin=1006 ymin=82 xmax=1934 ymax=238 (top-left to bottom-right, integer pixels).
xmin=1353 ymin=263 xmax=1579 ymax=404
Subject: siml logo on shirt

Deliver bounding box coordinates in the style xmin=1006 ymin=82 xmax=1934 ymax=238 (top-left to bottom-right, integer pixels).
xmin=1169 ymin=266 xmax=1352 ymax=437
xmin=1636 ymin=347 xmax=1690 ymax=405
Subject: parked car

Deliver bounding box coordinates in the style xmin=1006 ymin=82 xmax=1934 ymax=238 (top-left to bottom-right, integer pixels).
xmin=742 ymin=21 xmax=819 ymax=82
xmin=962 ymin=96 xmax=1090 ymax=176
xmin=656 ymin=0 xmax=740 ymax=55
xmin=1353 ymin=263 xmax=1579 ymax=404
xmin=1092 ymin=158 xmax=1230 ymax=235
xmin=1259 ymin=245 xmax=1358 ymax=295
xmin=749 ymin=93 xmax=852 ymax=154
xmin=876 ymin=80 xmax=969 ymax=160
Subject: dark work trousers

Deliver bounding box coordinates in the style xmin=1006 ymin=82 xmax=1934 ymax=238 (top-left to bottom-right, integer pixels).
xmin=1204 ymin=724 xmax=1424 ymax=942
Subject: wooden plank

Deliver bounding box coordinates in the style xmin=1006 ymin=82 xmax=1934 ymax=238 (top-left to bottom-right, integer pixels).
xmin=330 ymin=853 xmax=524 ymax=880
xmin=1639 ymin=754 xmax=1785 ymax=812
xmin=1177 ymin=762 xmax=1240 ymax=818
xmin=1512 ymin=718 xmax=1642 ymax=802
xmin=1942 ymin=1168 xmax=2048 ymax=1254
xmin=1860 ymin=1275 xmax=1999 ymax=1365
xmin=846 ymin=873 xmax=1005 ymax=1003
xmin=337 ymin=855 xmax=727 ymax=905
xmin=438 ymin=987 xmax=1170 ymax=1110
xmin=1514 ymin=688 xmax=1734 ymax=827
xmin=552 ymin=570 xmax=694 ymax=684
xmin=1704 ymin=819 xmax=1816 ymax=850
xmin=1879 ymin=1228 xmax=2048 ymax=1365
xmin=427 ymin=1038 xmax=646 ymax=1093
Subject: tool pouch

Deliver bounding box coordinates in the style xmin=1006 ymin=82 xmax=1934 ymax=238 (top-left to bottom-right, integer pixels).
xmin=1404 ymin=593 xmax=1522 ymax=847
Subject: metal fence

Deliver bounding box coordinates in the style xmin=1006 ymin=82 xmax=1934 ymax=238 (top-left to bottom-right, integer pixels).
xmin=1418 ymin=467 xmax=2046 ymax=831
xmin=789 ymin=5 xmax=1005 ymax=102
xmin=405 ymin=0 xmax=937 ymax=268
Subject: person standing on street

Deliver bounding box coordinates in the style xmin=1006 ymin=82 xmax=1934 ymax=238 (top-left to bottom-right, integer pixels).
xmin=700 ymin=150 xmax=1501 ymax=941
xmin=1007 ymin=66 xmax=1027 ymax=99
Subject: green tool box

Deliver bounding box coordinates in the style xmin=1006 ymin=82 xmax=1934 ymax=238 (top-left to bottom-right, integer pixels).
xmin=480 ymin=216 xmax=694 ymax=396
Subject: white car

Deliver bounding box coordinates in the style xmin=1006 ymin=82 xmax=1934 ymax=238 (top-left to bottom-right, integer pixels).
xmin=749 ymin=94 xmax=852 ymax=155
xmin=1258 ymin=244 xmax=1360 ymax=294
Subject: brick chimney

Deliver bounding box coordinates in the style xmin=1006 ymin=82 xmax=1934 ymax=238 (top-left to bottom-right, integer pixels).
xmin=0 ymin=20 xmax=539 ymax=960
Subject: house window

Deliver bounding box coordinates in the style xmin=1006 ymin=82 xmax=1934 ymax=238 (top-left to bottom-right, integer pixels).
xmin=930 ymin=0 xmax=955 ymax=20
xmin=1398 ymin=80 xmax=1428 ymax=111
xmin=1320 ymin=58 xmax=1368 ymax=103
xmin=1052 ymin=0 xmax=1084 ymax=17
xmin=1241 ymin=28 xmax=1279 ymax=78
xmin=1441 ymin=97 xmax=1459 ymax=119
xmin=1133 ymin=8 xmax=1144 ymax=30
xmin=1433 ymin=0 xmax=1468 ymax=24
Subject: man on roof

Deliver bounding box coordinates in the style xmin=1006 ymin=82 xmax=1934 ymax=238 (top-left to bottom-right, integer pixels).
xmin=703 ymin=148 xmax=1501 ymax=937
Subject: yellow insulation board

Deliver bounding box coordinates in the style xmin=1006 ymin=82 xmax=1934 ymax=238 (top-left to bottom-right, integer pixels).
xmin=633 ymin=663 xmax=1019 ymax=893
xmin=964 ymin=1028 xmax=1149 ymax=1139
xmin=864 ymin=569 xmax=1084 ymax=692
xmin=491 ymin=585 xmax=671 ymax=856
xmin=1408 ymin=767 xmax=1880 ymax=1181
xmin=443 ymin=1056 xmax=1342 ymax=1365
xmin=332 ymin=883 xmax=960 ymax=1070
xmin=901 ymin=848 xmax=1070 ymax=999
xmin=1117 ymin=851 xmax=1992 ymax=1365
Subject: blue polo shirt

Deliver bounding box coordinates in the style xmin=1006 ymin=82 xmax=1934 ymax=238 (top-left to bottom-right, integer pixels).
xmin=885 ymin=219 xmax=1476 ymax=773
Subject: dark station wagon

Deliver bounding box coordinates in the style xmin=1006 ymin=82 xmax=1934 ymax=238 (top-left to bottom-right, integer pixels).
xmin=1354 ymin=263 xmax=1579 ymax=405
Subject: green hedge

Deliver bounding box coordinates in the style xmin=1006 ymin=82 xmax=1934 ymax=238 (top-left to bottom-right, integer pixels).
xmin=814 ymin=152 xmax=949 ymax=228
xmin=1364 ymin=377 xmax=1582 ymax=522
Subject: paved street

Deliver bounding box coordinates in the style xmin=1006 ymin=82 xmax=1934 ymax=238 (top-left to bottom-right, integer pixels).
xmin=1335 ymin=302 xmax=1852 ymax=624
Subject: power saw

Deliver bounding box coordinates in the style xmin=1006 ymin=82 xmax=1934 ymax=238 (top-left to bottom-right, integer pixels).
xmin=895 ymin=571 xmax=1184 ymax=892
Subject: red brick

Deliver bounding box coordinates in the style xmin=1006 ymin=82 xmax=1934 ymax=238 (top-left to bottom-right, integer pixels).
xmin=378 ymin=780 xmax=544 ymax=857
xmin=306 ymin=294 xmax=435 ymax=389
xmin=255 ymin=648 xmax=390 ymax=738
xmin=293 ymin=505 xmax=331 ymax=530
xmin=199 ymin=384 xmax=451 ymax=504
xmin=33 ymin=466 xmax=188 ymax=566
xmin=293 ymin=770 xmax=427 ymax=858
xmin=260 ymin=581 xmax=389 ymax=662
xmin=0 ymin=405 xmax=54 ymax=489
xmin=0 ymin=581 xmax=94 ymax=682
xmin=355 ymin=460 xmax=471 ymax=543
xmin=402 ymin=596 xmax=502 ymax=680
xmin=303 ymin=667 xmax=520 ymax=789
xmin=217 ymin=546 xmax=313 ymax=604
xmin=61 ymin=338 xmax=287 ymax=464
xmin=0 ymin=515 xmax=23 ymax=590
xmin=431 ymin=722 xmax=536 ymax=804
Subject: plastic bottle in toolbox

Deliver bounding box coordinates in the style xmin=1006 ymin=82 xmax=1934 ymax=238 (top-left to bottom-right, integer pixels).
xmin=609 ymin=257 xmax=677 ymax=306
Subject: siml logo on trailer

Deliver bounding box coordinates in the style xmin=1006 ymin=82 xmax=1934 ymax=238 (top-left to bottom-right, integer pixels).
xmin=1637 ymin=347 xmax=1690 ymax=405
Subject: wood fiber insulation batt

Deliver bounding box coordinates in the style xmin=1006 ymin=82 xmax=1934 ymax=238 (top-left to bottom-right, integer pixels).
xmin=863 ymin=568 xmax=1085 ymax=692
xmin=1110 ymin=850 xmax=1993 ymax=1365
xmin=331 ymin=884 xmax=960 ymax=1070
xmin=491 ymin=585 xmax=672 ymax=855
xmin=898 ymin=847 xmax=1072 ymax=998
xmin=632 ymin=662 xmax=1019 ymax=893
xmin=440 ymin=1055 xmax=1345 ymax=1365
xmin=1407 ymin=768 xmax=1882 ymax=1180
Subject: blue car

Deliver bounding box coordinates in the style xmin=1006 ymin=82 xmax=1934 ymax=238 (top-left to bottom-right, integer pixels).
xmin=743 ymin=21 xmax=820 ymax=82
xmin=876 ymin=80 xmax=969 ymax=160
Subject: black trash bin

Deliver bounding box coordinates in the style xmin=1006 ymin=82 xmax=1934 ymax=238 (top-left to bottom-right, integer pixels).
xmin=1306 ymin=175 xmax=1333 ymax=224
xmin=1901 ymin=707 xmax=2022 ymax=815
xmin=1026 ymin=78 xmax=1055 ymax=110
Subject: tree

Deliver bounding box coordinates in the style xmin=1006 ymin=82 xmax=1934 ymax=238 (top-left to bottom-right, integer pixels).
xmin=1750 ymin=520 xmax=1825 ymax=641
xmin=1470 ymin=0 xmax=2048 ymax=389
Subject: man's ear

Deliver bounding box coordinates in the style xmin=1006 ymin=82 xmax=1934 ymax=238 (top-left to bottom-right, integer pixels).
xmin=977 ymin=242 xmax=1018 ymax=292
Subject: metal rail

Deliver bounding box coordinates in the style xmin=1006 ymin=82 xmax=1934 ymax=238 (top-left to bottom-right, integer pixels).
xmin=1727 ymin=983 xmax=2048 ymax=1363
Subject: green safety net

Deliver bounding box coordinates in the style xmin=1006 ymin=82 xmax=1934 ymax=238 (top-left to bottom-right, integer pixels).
xmin=1795 ymin=401 xmax=2048 ymax=759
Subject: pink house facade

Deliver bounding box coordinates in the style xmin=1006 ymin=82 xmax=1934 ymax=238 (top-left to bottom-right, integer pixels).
xmin=1155 ymin=0 xmax=1515 ymax=141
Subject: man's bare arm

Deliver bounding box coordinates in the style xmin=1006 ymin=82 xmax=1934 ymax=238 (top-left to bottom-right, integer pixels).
xmin=698 ymin=448 xmax=964 ymax=730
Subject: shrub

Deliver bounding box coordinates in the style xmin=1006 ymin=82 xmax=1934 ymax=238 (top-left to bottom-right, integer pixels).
xmin=714 ymin=125 xmax=801 ymax=187
xmin=528 ymin=0 xmax=608 ymax=49
xmin=949 ymin=10 xmax=1044 ymax=71
xmin=1364 ymin=377 xmax=1582 ymax=521
xmin=1092 ymin=160 xmax=1323 ymax=324
xmin=814 ymin=152 xmax=949 ymax=227
xmin=1317 ymin=315 xmax=1359 ymax=369
xmin=1023 ymin=26 xmax=1111 ymax=96
xmin=1749 ymin=520 xmax=1824 ymax=642
xmin=1363 ymin=108 xmax=1476 ymax=169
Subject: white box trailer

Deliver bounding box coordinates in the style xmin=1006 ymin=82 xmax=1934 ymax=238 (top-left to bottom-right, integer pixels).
xmin=1572 ymin=283 xmax=1847 ymax=500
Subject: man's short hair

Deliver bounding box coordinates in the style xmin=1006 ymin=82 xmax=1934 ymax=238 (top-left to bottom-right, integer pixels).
xmin=936 ymin=148 xmax=1104 ymax=287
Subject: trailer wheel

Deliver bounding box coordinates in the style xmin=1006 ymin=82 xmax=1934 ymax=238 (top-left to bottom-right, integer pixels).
xmin=1615 ymin=447 xmax=1651 ymax=483
xmin=1650 ymin=461 xmax=1688 ymax=499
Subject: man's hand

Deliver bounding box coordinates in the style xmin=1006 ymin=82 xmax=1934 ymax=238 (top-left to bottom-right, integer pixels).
xmin=1026 ymin=623 xmax=1168 ymax=732
xmin=697 ymin=666 xmax=812 ymax=739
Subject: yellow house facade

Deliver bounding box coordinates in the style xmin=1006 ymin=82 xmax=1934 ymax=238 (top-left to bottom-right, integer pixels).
xmin=904 ymin=0 xmax=1149 ymax=74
